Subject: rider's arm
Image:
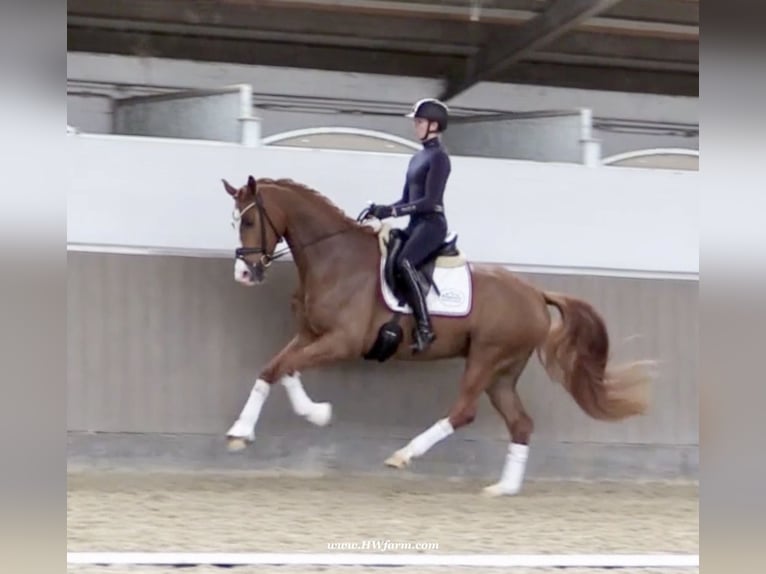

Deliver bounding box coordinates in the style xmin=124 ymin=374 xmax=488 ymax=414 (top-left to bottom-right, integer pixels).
xmin=392 ymin=153 xmax=450 ymax=216
xmin=391 ymin=179 xmax=410 ymax=208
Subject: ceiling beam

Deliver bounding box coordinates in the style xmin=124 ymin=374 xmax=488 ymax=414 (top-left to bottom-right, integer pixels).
xmin=492 ymin=60 xmax=697 ymax=96
xmin=440 ymin=0 xmax=624 ymax=101
xmin=68 ymin=0 xmax=698 ymax=40
xmin=66 ymin=27 xmax=462 ymax=78
xmin=67 ymin=26 xmax=699 ymax=97
xmin=67 ymin=15 xmax=476 ymax=56
xmin=528 ymin=52 xmax=698 ymax=73
xmin=67 ymin=2 xmax=493 ymax=57
xmin=546 ymin=30 xmax=698 ymax=64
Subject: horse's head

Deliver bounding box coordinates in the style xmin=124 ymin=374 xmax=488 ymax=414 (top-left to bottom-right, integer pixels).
xmin=223 ymin=176 xmax=286 ymax=286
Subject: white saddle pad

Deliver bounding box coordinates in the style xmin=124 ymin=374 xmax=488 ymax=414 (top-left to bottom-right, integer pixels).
xmin=378 ymin=258 xmax=473 ymax=317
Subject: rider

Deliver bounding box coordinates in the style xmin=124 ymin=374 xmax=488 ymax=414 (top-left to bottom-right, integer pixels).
xmin=368 ymin=98 xmax=452 ymax=353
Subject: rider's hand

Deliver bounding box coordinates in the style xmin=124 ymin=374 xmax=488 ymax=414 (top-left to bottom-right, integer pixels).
xmin=369 ymin=204 xmax=394 ymax=219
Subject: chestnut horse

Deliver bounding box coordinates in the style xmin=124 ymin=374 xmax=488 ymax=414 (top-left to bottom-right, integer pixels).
xmin=222 ymin=176 xmax=652 ymax=496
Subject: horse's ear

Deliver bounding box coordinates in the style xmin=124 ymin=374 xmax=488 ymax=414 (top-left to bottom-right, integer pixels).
xmin=222 ymin=179 xmax=239 ymax=197
xmin=247 ymin=175 xmax=257 ymax=194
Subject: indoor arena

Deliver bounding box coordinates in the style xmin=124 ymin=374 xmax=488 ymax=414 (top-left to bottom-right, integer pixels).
xmin=67 ymin=1 xmax=699 ymax=571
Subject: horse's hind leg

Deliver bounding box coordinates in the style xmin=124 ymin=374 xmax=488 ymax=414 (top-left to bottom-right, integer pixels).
xmin=384 ymin=348 xmax=501 ymax=469
xmin=482 ymin=351 xmax=535 ymax=497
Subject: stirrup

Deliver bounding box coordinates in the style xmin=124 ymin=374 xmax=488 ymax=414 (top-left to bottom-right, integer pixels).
xmin=411 ymin=324 xmax=436 ymax=352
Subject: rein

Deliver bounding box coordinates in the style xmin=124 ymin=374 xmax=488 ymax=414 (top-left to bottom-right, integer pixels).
xmin=233 ymin=186 xmax=359 ymax=267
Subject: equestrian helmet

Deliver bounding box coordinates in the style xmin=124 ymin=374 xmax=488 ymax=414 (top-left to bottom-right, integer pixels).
xmin=406 ymin=98 xmax=449 ymax=132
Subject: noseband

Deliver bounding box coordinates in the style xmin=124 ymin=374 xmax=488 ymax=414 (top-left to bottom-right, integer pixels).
xmin=232 ymin=188 xmax=285 ymax=276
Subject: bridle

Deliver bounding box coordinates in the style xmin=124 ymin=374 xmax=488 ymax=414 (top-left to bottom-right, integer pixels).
xmin=232 ymin=184 xmax=360 ymax=279
xmin=232 ymin=189 xmax=285 ymax=270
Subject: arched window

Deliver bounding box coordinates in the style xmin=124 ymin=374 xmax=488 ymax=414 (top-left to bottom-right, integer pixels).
xmin=262 ymin=127 xmax=420 ymax=154
xmin=602 ymin=148 xmax=699 ymax=171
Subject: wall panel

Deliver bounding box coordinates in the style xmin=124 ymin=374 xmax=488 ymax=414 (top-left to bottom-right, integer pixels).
xmin=68 ymin=253 xmax=698 ymax=450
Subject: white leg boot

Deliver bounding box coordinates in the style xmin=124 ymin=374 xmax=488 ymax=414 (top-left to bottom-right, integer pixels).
xmin=281 ymin=372 xmax=332 ymax=427
xmin=483 ymin=442 xmax=529 ymax=497
xmin=385 ymin=417 xmax=454 ymax=468
xmin=226 ymin=379 xmax=271 ymax=451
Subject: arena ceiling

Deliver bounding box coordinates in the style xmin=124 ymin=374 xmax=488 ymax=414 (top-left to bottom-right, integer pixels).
xmin=68 ymin=0 xmax=698 ymax=98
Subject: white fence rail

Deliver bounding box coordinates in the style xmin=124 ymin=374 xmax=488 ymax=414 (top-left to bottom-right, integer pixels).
xmin=68 ymin=551 xmax=700 ymax=568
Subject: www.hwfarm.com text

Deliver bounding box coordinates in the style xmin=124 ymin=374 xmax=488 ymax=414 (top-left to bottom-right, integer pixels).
xmin=327 ymin=540 xmax=440 ymax=552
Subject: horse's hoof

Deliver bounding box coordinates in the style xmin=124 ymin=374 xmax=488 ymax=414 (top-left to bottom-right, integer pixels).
xmin=384 ymin=451 xmax=411 ymax=469
xmin=482 ymin=482 xmax=520 ymax=497
xmin=226 ymin=434 xmax=253 ymax=452
xmin=306 ymin=402 xmax=332 ymax=427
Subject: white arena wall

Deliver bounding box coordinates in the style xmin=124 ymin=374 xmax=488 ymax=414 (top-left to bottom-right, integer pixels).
xmin=67 ymin=133 xmax=697 ymax=277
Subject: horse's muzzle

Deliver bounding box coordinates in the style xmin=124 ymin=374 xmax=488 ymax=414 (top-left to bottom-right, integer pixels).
xmin=234 ymin=255 xmax=271 ymax=285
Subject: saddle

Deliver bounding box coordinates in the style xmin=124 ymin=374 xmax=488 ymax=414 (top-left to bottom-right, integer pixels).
xmin=378 ymin=224 xmax=465 ymax=305
xmin=364 ymin=223 xmax=470 ymax=363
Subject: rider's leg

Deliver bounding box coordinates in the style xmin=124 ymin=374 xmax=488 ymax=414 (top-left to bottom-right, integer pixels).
xmin=396 ymin=218 xmax=447 ymax=352
xmin=398 ymin=258 xmax=435 ymax=352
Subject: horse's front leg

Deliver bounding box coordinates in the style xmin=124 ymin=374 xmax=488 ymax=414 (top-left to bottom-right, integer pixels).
xmin=226 ymin=336 xmax=326 ymax=451
xmin=225 ymin=374 xmax=270 ymax=452
xmin=276 ymin=293 xmax=333 ymax=426
xmin=225 ymin=332 xmax=350 ymax=451
xmin=262 ymin=330 xmax=354 ymax=385
xmin=279 ymin=370 xmax=333 ymax=428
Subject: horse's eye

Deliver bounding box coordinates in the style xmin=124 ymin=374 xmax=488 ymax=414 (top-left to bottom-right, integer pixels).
xmin=242 ymin=220 xmax=254 ymax=228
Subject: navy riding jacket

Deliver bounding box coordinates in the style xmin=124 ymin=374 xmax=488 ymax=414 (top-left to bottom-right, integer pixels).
xmin=392 ymin=137 xmax=451 ymax=225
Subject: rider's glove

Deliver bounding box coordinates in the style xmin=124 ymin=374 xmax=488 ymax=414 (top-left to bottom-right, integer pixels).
xmin=369 ymin=204 xmax=395 ymax=219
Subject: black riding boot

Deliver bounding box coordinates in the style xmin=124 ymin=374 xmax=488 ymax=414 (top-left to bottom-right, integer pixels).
xmin=399 ymin=260 xmax=436 ymax=352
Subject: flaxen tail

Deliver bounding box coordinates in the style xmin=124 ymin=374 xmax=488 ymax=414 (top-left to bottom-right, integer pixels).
xmin=538 ymin=291 xmax=653 ymax=421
